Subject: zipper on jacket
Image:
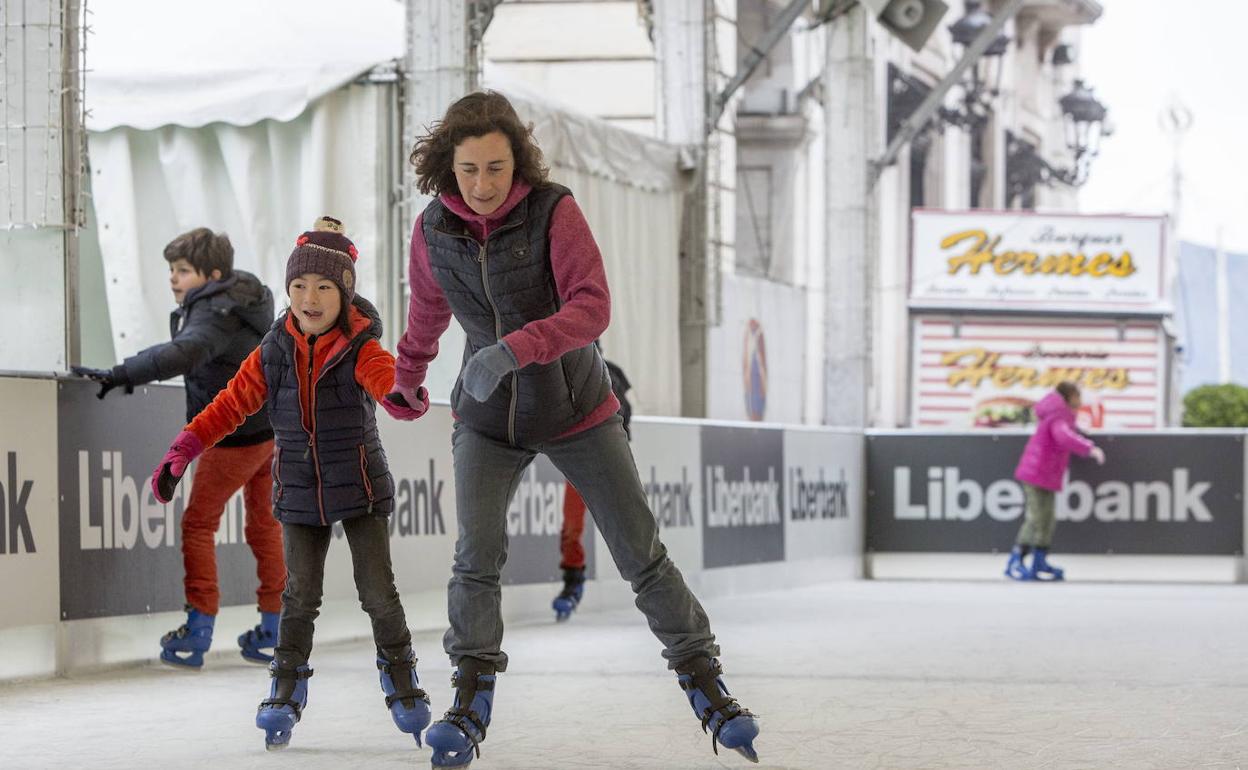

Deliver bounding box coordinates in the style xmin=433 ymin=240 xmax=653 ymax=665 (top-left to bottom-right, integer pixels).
xmin=434 ymin=221 xmax=526 ymax=447
xmin=358 ymin=445 xmax=375 ymax=514
xmin=476 ymin=239 xmax=520 ymax=446
xmin=304 ymin=333 xmax=328 ymax=526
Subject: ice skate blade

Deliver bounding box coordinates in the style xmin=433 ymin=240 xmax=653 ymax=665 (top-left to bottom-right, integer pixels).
xmin=239 ymin=649 xmax=275 ymax=665
xmin=264 ymin=734 xmax=292 ymax=751
xmin=159 ymin=651 xmax=205 ymax=670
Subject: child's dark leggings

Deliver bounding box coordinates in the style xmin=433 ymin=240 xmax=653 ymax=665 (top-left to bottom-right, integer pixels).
xmin=275 ymin=515 xmax=412 ymax=667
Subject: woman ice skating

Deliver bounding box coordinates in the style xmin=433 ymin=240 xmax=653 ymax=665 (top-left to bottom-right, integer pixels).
xmin=151 ymin=218 xmax=432 ymax=751
xmin=1005 ymin=382 xmax=1107 ymax=581
xmin=390 ymin=91 xmax=760 ymax=766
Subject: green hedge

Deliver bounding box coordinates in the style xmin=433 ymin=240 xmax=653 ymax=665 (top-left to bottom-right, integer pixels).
xmin=1183 ymin=383 xmax=1248 ymax=427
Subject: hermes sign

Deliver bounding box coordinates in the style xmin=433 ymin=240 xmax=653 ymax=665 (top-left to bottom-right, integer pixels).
xmin=909 ymin=211 xmax=1167 ymax=313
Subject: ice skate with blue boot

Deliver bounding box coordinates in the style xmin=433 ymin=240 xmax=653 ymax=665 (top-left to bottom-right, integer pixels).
xmin=378 ymin=647 xmax=432 ymax=746
xmin=426 ymin=658 xmax=495 ymax=767
xmin=159 ymin=605 xmax=215 ymax=669
xmin=1004 ymin=546 xmax=1032 ymax=581
xmin=552 ymin=567 xmax=585 ymax=621
xmin=1029 ymin=547 xmax=1065 ymax=581
xmin=675 ymin=656 xmax=760 ymax=763
xmin=238 ymin=610 xmax=280 ymax=664
xmin=256 ymin=658 xmax=313 ymax=751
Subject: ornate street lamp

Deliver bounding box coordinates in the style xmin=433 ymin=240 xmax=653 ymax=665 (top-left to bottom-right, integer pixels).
xmin=939 ymin=0 xmax=1010 ymax=131
xmin=1056 ymin=78 xmax=1112 ymax=185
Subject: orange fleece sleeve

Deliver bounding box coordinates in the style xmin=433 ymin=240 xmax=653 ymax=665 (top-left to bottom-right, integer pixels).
xmin=185 ymin=347 xmax=269 ymax=447
xmin=355 ymin=338 xmax=397 ymax=402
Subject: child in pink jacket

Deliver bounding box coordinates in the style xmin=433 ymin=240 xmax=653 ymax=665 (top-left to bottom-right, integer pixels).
xmin=1005 ymin=383 xmax=1106 ymax=581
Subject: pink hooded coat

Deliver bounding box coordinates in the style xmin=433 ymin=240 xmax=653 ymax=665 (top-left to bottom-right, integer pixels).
xmin=1014 ymin=391 xmax=1095 ymax=492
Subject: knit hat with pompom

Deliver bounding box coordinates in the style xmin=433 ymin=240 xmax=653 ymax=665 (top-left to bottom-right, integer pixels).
xmin=285 ymin=216 xmax=359 ymax=304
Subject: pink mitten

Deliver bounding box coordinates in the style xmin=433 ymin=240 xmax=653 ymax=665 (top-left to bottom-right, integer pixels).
xmin=151 ymin=430 xmax=205 ymax=503
xmin=382 ymin=384 xmax=429 ymax=421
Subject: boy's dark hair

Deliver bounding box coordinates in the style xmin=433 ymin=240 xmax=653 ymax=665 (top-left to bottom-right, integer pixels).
xmin=409 ymin=90 xmax=550 ymax=196
xmin=164 ymin=227 xmax=234 ymax=278
xmin=1056 ymin=381 xmax=1081 ymax=405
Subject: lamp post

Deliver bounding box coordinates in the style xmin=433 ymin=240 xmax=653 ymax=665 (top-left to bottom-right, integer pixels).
xmin=1057 ymin=78 xmax=1111 ymax=185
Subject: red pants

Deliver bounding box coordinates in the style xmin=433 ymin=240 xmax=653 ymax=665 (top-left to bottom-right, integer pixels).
xmin=560 ymin=481 xmax=588 ymax=570
xmin=182 ymin=441 xmax=285 ymax=615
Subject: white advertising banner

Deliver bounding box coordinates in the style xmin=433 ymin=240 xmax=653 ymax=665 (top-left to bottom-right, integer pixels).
xmin=782 ymin=429 xmax=862 ymax=566
xmin=911 ymin=315 xmax=1166 ymax=430
xmin=909 ymin=210 xmax=1167 ymax=314
xmin=628 ymin=419 xmax=703 ymax=576
xmin=0 ymin=378 xmax=60 ymax=630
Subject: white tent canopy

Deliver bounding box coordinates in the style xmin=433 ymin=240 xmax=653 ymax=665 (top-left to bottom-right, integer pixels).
xmin=85 ymin=0 xmax=684 ymax=414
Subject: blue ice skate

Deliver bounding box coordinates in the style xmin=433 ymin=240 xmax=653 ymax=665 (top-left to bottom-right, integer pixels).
xmin=238 ymin=611 xmax=280 ymax=664
xmin=1004 ymin=547 xmax=1032 ymax=581
xmin=1029 ymin=547 xmax=1065 ymax=581
xmin=378 ymin=648 xmax=432 ymax=746
xmin=159 ymin=606 xmax=215 ymax=669
xmin=552 ymin=567 xmax=585 ymax=622
xmin=255 ymin=660 xmax=312 ymax=751
xmin=675 ymin=656 xmax=760 ymax=763
xmin=426 ymin=659 xmax=495 ymax=767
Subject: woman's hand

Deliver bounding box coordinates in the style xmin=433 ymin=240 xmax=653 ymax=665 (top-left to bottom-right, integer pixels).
xmin=382 ymin=384 xmax=429 ymax=421
xmin=461 ymin=342 xmax=519 ymax=401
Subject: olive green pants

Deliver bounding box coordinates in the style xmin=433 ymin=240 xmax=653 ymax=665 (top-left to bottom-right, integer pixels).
xmin=1015 ymin=484 xmax=1057 ymax=548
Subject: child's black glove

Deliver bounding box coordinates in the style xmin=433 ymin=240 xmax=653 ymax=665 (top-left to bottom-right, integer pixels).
xmin=70 ymin=365 xmax=133 ymax=399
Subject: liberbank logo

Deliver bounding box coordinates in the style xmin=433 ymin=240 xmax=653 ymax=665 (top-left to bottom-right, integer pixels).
xmin=704 ymin=465 xmax=781 ymax=528
xmin=892 ymin=467 xmax=1214 ymax=523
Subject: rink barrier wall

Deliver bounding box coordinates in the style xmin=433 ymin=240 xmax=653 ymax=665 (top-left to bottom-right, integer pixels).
xmin=0 ymin=377 xmax=864 ymax=681
xmin=865 ymin=429 xmax=1248 ymax=581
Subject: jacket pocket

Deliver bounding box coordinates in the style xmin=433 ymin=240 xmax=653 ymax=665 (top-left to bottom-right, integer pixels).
xmin=274 ymin=448 xmax=284 ymax=501
xmin=358 ymin=445 xmax=375 ymax=511
xmin=559 ymin=357 xmax=578 ymax=410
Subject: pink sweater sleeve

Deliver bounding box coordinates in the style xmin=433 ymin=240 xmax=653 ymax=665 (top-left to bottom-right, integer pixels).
xmin=394 ymin=214 xmax=453 ymax=390
xmin=502 ymin=196 xmax=610 ymax=367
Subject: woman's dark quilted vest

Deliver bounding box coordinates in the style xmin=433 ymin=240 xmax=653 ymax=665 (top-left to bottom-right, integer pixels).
xmin=259 ymin=296 xmax=395 ymax=526
xmin=422 ymin=183 xmax=612 ymax=446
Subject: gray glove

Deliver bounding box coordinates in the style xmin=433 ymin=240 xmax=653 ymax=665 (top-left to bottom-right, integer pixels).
xmin=461 ymin=341 xmax=519 ymax=402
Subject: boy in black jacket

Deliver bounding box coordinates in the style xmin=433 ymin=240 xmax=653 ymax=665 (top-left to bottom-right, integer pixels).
xmin=73 ymin=228 xmax=285 ymax=668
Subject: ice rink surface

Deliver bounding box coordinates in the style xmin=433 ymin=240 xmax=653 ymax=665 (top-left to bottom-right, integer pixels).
xmin=2 ymin=580 xmax=1247 ymax=769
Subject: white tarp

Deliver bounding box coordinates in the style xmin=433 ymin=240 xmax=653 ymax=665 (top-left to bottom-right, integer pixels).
xmin=86 ymin=0 xmax=405 ymax=131
xmin=88 ymin=85 xmax=390 ymax=363
xmin=84 ymin=1 xmax=685 ymax=414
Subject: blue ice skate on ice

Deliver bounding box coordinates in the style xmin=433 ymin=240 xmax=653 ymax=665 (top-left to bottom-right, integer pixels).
xmin=426 ymin=658 xmax=495 ymax=767
xmin=552 ymin=567 xmax=585 ymax=621
xmin=256 ymin=660 xmax=312 ymax=751
xmin=1004 ymin=547 xmax=1032 ymax=581
xmin=238 ymin=610 xmax=280 ymax=664
xmin=378 ymin=647 xmax=432 ymax=746
xmin=675 ymin=656 xmax=760 ymax=763
xmin=159 ymin=606 xmax=215 ymax=669
xmin=1029 ymin=547 xmax=1065 ymax=581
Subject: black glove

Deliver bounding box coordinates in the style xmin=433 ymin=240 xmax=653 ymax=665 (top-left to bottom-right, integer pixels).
xmin=70 ymin=365 xmax=133 ymax=400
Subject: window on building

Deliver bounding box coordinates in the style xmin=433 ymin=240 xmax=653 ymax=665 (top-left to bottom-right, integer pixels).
xmin=887 ymin=64 xmax=935 ymax=210
xmin=970 ymin=123 xmax=988 ymax=208
xmin=1005 ymin=130 xmax=1040 ymax=211
xmin=736 ymin=165 xmax=773 ymax=275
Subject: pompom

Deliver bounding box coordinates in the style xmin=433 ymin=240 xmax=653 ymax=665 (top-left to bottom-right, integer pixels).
xmin=296 ymin=234 xmax=310 ymax=246
xmin=314 ymin=216 xmax=344 ymax=234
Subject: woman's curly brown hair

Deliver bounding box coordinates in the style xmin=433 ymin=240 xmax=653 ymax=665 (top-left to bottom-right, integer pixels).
xmin=410 ymin=91 xmax=550 ymax=196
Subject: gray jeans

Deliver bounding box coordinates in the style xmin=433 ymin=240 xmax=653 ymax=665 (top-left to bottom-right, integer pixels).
xmin=445 ymin=414 xmax=719 ymax=671
xmin=277 ymin=515 xmax=412 ymax=666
